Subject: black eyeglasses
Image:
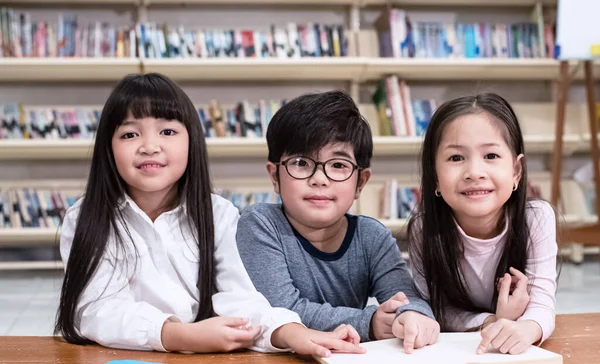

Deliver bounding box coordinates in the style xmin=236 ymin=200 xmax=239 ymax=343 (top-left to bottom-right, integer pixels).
xmin=277 ymin=156 xmax=360 ymax=182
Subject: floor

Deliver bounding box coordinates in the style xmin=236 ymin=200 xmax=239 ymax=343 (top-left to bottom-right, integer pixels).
xmin=1 ymin=261 xmax=600 ymax=336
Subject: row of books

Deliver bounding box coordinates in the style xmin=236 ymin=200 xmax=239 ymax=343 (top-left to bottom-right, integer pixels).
xmin=0 ymin=8 xmax=348 ymax=59
xmin=215 ymin=189 xmax=281 ymax=214
xmin=0 ymin=104 xmax=101 ymax=140
xmin=0 ymin=187 xmax=80 ymax=229
xmin=0 ymin=100 xmax=290 ymax=140
xmin=1 ymin=180 xmax=595 ymax=231
xmin=137 ymin=23 xmax=349 ymax=59
xmin=375 ymin=8 xmax=555 ymax=59
xmin=372 ymin=76 xmax=436 ymax=137
xmin=379 ymin=181 xmax=421 ymax=220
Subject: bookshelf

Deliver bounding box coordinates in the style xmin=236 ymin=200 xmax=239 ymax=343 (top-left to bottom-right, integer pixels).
xmin=1 ymin=0 xmax=598 ymax=271
xmin=0 ymin=134 xmax=586 ymax=160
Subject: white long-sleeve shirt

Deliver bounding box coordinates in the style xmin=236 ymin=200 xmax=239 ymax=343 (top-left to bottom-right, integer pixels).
xmin=59 ymin=193 xmax=302 ymax=352
xmin=409 ymin=200 xmax=557 ymax=343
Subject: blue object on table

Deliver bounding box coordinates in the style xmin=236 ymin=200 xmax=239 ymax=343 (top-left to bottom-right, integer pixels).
xmin=106 ymin=361 xmax=162 ymax=364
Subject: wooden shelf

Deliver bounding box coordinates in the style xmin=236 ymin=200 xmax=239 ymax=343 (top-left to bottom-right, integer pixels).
xmin=0 ymin=139 xmax=94 ymax=160
xmin=1 ymin=58 xmax=597 ymax=82
xmin=381 ymin=219 xmax=408 ymax=235
xmin=364 ymin=58 xmax=572 ymax=81
xmin=142 ymin=58 xmax=364 ymax=81
xmin=146 ymin=0 xmax=355 ymax=4
xmin=146 ymin=0 xmax=556 ymax=5
xmin=0 ymin=261 xmax=63 ymax=271
xmin=0 ymin=228 xmax=59 ymax=247
xmin=7 ymin=0 xmax=137 ymax=3
xmin=0 ymin=138 xmax=271 ymax=159
xmin=524 ymin=134 xmax=582 ymax=155
xmin=0 ymin=58 xmax=140 ymax=82
xmin=0 ymin=134 xmax=588 ymax=160
xmin=362 ymin=0 xmax=557 ymax=6
xmin=207 ymin=138 xmax=267 ymax=157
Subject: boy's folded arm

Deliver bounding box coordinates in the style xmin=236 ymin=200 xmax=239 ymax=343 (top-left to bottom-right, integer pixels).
xmin=236 ymin=209 xmax=378 ymax=342
xmin=368 ymin=226 xmax=435 ymax=320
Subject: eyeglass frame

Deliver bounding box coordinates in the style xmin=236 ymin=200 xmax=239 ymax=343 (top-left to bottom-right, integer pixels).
xmin=276 ymin=156 xmax=362 ymax=182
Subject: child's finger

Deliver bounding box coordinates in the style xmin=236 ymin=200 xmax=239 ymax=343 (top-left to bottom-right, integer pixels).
xmin=499 ymin=334 xmax=520 ymax=354
xmin=303 ymin=341 xmax=332 ymax=358
xmin=402 ymin=322 xmax=418 ymax=354
xmin=342 ymin=325 xmax=361 ymax=345
xmin=222 ymin=317 xmax=250 ymax=328
xmin=498 ymin=274 xmax=511 ymax=303
xmin=389 ymin=292 xmax=410 ymax=305
xmin=508 ymin=341 xmax=530 ymax=355
xmin=228 ymin=325 xmax=262 ymax=342
xmin=478 ymin=322 xmax=503 ymax=355
xmin=321 ymin=338 xmax=366 ymax=354
xmin=509 ymin=267 xmax=527 ymax=280
xmin=379 ymin=299 xmax=405 ymax=314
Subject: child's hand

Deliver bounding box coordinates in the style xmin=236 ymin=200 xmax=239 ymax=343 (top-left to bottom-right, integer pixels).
xmin=370 ymin=292 xmax=410 ymax=340
xmin=161 ymin=317 xmax=262 ymax=353
xmin=496 ymin=267 xmax=530 ymax=321
xmin=272 ymin=323 xmax=366 ymax=358
xmin=477 ymin=319 xmax=542 ymax=355
xmin=391 ymin=311 xmax=440 ymax=354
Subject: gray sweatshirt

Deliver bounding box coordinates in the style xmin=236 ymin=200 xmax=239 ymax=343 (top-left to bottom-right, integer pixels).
xmin=236 ymin=203 xmax=434 ymax=342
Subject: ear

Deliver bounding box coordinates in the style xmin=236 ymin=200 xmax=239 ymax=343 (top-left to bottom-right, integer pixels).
xmin=266 ymin=162 xmax=280 ymax=195
xmin=354 ymin=168 xmax=372 ymax=199
xmin=513 ymin=153 xmax=524 ymax=186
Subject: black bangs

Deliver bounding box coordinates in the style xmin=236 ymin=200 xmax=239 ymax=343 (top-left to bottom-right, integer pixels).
xmin=267 ymin=90 xmax=373 ymax=168
xmin=106 ymin=73 xmax=195 ymax=127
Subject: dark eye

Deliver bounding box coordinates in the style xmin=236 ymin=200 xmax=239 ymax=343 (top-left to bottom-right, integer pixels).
xmin=449 ymin=155 xmax=463 ymax=162
xmin=331 ymin=162 xmax=350 ymax=169
xmin=121 ymin=132 xmax=137 ymax=139
xmin=161 ymin=129 xmax=177 ymax=136
xmin=485 ymin=153 xmax=499 ymax=160
xmin=290 ymin=158 xmax=310 ymax=167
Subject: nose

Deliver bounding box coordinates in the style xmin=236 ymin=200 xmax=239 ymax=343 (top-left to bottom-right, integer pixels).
xmin=464 ymin=159 xmax=486 ymax=180
xmin=308 ymin=164 xmax=330 ymax=186
xmin=139 ymin=135 xmax=161 ymax=155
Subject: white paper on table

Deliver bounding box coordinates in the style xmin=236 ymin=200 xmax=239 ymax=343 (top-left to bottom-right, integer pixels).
xmin=314 ymin=332 xmax=562 ymax=364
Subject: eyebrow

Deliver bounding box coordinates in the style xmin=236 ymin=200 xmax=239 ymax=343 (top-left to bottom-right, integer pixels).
xmin=121 ymin=119 xmax=178 ymax=126
xmin=444 ymin=143 xmax=501 ymax=150
xmin=331 ymin=150 xmax=354 ymax=159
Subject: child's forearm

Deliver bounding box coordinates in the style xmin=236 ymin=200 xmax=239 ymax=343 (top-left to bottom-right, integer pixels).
xmin=161 ymin=321 xmax=190 ymax=352
xmin=271 ymin=322 xmax=299 ymax=349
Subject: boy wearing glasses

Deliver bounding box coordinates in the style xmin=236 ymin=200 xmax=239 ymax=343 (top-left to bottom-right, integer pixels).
xmin=236 ymin=91 xmax=439 ymax=353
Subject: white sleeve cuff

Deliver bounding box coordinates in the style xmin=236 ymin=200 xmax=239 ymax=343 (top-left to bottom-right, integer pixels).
xmin=250 ymin=308 xmax=305 ymax=353
xmin=149 ymin=314 xmax=181 ymax=352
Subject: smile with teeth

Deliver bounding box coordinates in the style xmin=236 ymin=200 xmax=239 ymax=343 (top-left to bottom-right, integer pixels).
xmin=462 ymin=190 xmax=492 ymax=195
xmin=139 ymin=164 xmax=163 ymax=170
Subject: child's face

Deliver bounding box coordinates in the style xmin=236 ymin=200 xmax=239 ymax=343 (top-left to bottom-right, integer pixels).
xmin=112 ymin=115 xmax=189 ymax=203
xmin=267 ymin=142 xmax=370 ymax=229
xmin=435 ymin=112 xmax=522 ymax=227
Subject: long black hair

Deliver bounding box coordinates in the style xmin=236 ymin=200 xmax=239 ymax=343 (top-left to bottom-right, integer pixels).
xmin=55 ymin=73 xmax=216 ymax=344
xmin=408 ymin=93 xmax=529 ymax=331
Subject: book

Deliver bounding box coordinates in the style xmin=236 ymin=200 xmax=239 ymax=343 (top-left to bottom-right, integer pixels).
xmin=314 ymin=332 xmax=562 ymax=364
